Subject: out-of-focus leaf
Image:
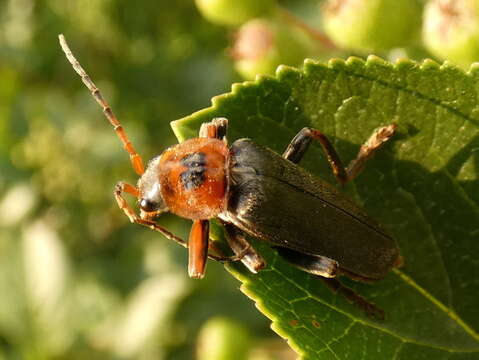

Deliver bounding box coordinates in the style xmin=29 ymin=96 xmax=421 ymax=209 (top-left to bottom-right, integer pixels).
xmin=172 ymin=57 xmax=479 ymax=359
xmin=22 ymin=219 xmax=73 ymax=355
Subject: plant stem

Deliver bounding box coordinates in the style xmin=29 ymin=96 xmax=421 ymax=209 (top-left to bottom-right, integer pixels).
xmin=277 ymin=6 xmax=337 ymax=50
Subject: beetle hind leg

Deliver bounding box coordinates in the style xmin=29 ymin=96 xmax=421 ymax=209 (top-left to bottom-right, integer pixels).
xmin=275 ymin=247 xmax=384 ymax=319
xmin=274 ymin=247 xmax=338 ymax=278
xmin=320 ymin=277 xmax=385 ymax=320
xmin=282 ymin=124 xmax=396 ymax=184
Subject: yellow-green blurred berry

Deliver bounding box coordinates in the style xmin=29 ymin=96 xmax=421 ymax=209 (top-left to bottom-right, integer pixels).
xmin=233 ymin=19 xmax=312 ymax=79
xmin=195 ymin=0 xmax=276 ymax=26
xmin=323 ymin=0 xmax=422 ymax=51
xmin=196 ymin=317 xmax=251 ymax=360
xmin=423 ymin=0 xmax=479 ymax=68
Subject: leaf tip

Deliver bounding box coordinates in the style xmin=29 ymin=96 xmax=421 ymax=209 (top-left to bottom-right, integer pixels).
xmin=302 ymin=59 xmax=327 ymax=78
xmin=420 ymin=58 xmax=440 ymax=66
xmin=366 ymin=54 xmax=386 ymax=63
xmin=328 ymin=57 xmax=348 ymax=71
xmin=345 ymin=56 xmax=365 ymax=65
xmin=230 ymin=81 xmax=246 ymax=95
xmin=419 ymin=58 xmax=441 ymax=71
xmin=303 ymin=58 xmax=317 ymax=67
xmin=276 ymin=63 xmax=302 ymax=83
xmin=439 ymin=60 xmax=467 ymax=73
xmin=468 ymin=62 xmax=479 ymax=75
xmin=365 ymin=55 xmax=394 ymax=71
xmin=269 ymin=321 xmax=305 ymax=358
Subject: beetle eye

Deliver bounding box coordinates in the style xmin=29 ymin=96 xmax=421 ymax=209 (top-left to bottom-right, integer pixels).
xmin=140 ymin=198 xmax=158 ymax=212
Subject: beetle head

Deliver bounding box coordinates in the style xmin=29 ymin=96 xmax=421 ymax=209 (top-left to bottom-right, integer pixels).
xmin=137 ymin=156 xmax=169 ymax=216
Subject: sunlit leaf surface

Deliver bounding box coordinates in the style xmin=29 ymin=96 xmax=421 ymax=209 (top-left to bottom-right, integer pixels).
xmin=172 ymin=57 xmax=479 ymax=359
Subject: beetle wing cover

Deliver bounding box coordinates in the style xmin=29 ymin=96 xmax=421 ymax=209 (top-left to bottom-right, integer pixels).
xmin=226 ymin=139 xmax=399 ymax=280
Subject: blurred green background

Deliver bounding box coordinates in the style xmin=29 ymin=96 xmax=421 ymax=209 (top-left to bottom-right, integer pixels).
xmin=1 ymin=0 xmax=478 ymax=359
xmin=0 ymin=1 xmax=278 ymax=359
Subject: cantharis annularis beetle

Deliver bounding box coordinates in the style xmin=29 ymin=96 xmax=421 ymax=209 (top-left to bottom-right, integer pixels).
xmin=59 ymin=34 xmax=401 ymax=319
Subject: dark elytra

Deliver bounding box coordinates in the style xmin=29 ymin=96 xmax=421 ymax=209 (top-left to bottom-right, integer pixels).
xmin=221 ymin=139 xmax=399 ymax=281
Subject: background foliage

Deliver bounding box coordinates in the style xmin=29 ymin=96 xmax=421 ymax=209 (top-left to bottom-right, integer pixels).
xmin=0 ymin=0 xmax=478 ymax=359
xmin=1 ymin=1 xmax=270 ymax=359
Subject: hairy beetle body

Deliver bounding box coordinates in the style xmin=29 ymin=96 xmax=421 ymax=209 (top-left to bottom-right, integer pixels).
xmin=159 ymin=137 xmax=229 ymax=220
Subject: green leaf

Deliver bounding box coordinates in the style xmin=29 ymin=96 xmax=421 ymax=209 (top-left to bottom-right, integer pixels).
xmin=171 ymin=57 xmax=479 ymax=359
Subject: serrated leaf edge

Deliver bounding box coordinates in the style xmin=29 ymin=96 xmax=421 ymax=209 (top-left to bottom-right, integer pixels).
xmin=171 ymin=57 xmax=479 ymax=357
xmin=172 ymin=57 xmax=479 ymax=142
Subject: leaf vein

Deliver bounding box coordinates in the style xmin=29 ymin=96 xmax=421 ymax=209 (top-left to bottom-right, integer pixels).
xmin=392 ymin=268 xmax=479 ymax=342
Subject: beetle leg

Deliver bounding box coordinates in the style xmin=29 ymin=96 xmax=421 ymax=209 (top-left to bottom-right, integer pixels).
xmin=114 ymin=182 xmax=141 ymax=223
xmin=345 ymin=124 xmax=397 ymax=181
xmin=207 ymin=241 xmax=251 ymax=262
xmin=274 ymin=247 xmax=338 ymax=278
xmin=199 ymin=117 xmax=228 ymax=142
xmin=188 ymin=220 xmax=209 ymax=279
xmin=319 ymin=277 xmax=385 ymax=320
xmin=282 ymin=124 xmax=396 ymax=184
xmin=114 ymin=182 xmax=228 ymax=263
xmin=114 ymin=182 xmax=188 ymax=248
xmin=222 ymin=222 xmax=266 ymax=273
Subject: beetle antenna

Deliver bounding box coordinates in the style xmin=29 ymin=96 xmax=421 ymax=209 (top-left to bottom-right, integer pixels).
xmin=58 ymin=34 xmax=145 ymax=176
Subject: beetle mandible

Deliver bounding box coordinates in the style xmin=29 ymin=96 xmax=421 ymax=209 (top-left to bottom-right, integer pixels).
xmin=59 ymin=34 xmax=401 ymax=319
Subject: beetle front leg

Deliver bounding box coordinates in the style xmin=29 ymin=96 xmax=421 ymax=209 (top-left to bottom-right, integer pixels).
xmin=188 ymin=220 xmax=209 ymax=279
xmin=114 ymin=182 xmax=188 ymax=248
xmin=282 ymin=125 xmax=396 ymax=184
xmin=320 ymin=277 xmax=385 ymax=320
xmin=114 ymin=182 xmax=242 ymax=265
xmin=114 ymin=182 xmax=141 ymax=223
xmin=223 ymin=222 xmax=266 ymax=273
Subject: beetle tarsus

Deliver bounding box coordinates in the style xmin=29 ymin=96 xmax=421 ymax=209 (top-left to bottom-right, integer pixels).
xmin=346 ymin=124 xmax=397 ymax=181
xmin=319 ymin=277 xmax=385 ymax=320
xmin=114 ymin=182 xmax=140 ymax=223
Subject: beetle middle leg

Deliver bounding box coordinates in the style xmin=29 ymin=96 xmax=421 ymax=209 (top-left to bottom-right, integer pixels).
xmin=282 ymin=124 xmax=396 ymax=184
xmin=222 ymin=222 xmax=266 ymax=273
